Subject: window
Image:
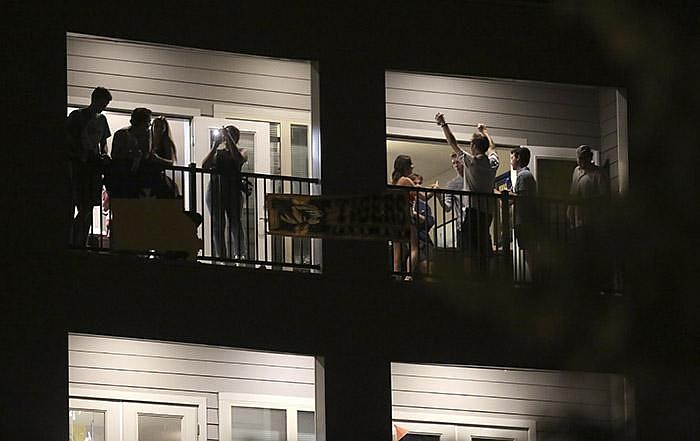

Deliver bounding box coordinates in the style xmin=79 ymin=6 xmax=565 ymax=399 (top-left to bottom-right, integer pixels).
xmin=219 ymin=394 xmax=315 ymax=441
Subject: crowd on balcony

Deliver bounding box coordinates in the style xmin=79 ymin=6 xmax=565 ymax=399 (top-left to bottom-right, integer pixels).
xmin=67 ymin=87 xmax=248 ymax=255
xmin=68 ymin=87 xmax=611 ymax=283
xmin=390 ymin=113 xmax=610 ymax=280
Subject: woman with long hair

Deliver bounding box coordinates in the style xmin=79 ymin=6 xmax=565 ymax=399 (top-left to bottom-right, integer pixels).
xmin=151 ymin=116 xmax=177 ymax=164
xmin=201 ymin=125 xmax=248 ymax=259
xmin=142 ymin=116 xmax=179 ymax=198
xmin=391 ymin=154 xmax=418 ymax=277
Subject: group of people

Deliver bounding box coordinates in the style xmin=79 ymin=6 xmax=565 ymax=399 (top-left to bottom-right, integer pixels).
xmin=68 ymin=86 xmax=249 ymax=260
xmin=67 ymin=87 xmax=179 ymax=248
xmin=391 ymin=113 xmax=609 ymax=278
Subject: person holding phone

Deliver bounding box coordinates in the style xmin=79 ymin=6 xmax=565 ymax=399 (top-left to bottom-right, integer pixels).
xmin=202 ymin=125 xmax=248 ymax=259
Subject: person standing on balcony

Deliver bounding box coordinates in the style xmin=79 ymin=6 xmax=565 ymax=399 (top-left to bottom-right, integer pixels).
xmin=435 ymin=113 xmax=497 ymax=270
xmin=202 ymin=125 xmax=248 ymax=260
xmin=509 ymin=147 xmax=538 ymax=277
xmin=567 ymin=144 xmax=609 ymax=230
xmin=144 ymin=116 xmax=179 ymax=198
xmin=390 ymin=155 xmax=419 ymax=278
xmin=567 ymin=144 xmax=610 ymax=291
xmin=109 ymin=108 xmax=153 ymax=198
xmin=66 ymin=86 xmax=112 ymax=247
xmin=437 ymin=153 xmax=465 ymax=248
xmin=411 ymin=174 xmax=436 ymax=274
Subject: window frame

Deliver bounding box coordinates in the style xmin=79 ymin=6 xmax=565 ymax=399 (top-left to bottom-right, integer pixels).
xmin=218 ymin=392 xmax=315 ymax=441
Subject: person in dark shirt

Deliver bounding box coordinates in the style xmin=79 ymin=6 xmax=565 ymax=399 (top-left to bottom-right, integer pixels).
xmin=109 ymin=107 xmax=153 ymax=198
xmin=202 ymin=125 xmax=248 ymax=259
xmin=66 ymin=87 xmax=112 ymax=247
xmin=411 ymin=174 xmax=436 ymax=274
xmin=144 ymin=116 xmax=179 ymax=198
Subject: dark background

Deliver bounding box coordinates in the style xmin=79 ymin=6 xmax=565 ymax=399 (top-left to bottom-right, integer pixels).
xmin=3 ymin=1 xmax=699 ymax=440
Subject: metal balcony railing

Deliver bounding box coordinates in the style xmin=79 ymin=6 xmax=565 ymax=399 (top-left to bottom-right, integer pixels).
xmin=73 ymin=163 xmax=322 ymax=272
xmin=388 ymin=184 xmax=622 ymax=293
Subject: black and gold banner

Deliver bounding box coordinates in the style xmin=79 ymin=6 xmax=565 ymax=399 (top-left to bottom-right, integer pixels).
xmin=267 ymin=192 xmax=411 ymax=240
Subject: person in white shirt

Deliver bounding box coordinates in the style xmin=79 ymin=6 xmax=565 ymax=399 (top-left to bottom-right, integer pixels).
xmin=435 ymin=113 xmax=497 ymax=268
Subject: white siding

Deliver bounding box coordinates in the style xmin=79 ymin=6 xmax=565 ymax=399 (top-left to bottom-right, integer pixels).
xmin=68 ymin=334 xmax=316 ymax=441
xmin=392 ymin=362 xmax=626 ymax=441
xmin=386 ymin=71 xmax=602 ymax=148
xmin=599 ymin=88 xmax=619 ymax=192
xmin=67 ymin=34 xmax=311 ymax=117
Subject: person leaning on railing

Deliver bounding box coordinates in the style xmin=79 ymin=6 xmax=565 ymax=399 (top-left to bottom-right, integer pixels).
xmin=141 ymin=116 xmax=179 ymax=199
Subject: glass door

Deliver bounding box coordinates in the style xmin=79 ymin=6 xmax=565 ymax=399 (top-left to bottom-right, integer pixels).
xmin=192 ymin=117 xmax=271 ymax=262
xmin=69 ymin=398 xmax=122 ymax=441
xmin=123 ymin=402 xmax=198 ymax=441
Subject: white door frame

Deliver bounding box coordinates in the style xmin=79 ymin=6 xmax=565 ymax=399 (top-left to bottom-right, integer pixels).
xmin=69 ymin=386 xmax=207 ymax=441
xmin=218 ymin=392 xmax=315 ymax=441
xmin=524 ymin=145 xmax=599 ymax=184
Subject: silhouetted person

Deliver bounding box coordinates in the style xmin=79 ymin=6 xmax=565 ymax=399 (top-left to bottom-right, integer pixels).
xmin=411 ymin=174 xmax=436 ymax=274
xmin=144 ymin=116 xmax=179 ymax=198
xmin=66 ymin=86 xmax=112 ymax=247
xmin=109 ymin=108 xmax=153 ymax=198
xmin=202 ymin=125 xmax=248 ymax=259
xmin=390 ymin=155 xmax=419 ymax=277
xmin=435 ymin=113 xmax=496 ymax=271
xmin=567 ymin=144 xmax=610 ymax=292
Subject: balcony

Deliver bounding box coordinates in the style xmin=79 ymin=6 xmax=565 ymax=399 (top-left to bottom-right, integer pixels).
xmin=73 ymin=164 xmax=321 ymax=273
xmin=388 ymin=185 xmax=623 ymax=294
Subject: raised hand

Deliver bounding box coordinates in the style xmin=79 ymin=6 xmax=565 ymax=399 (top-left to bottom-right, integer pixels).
xmin=435 ymin=112 xmax=446 ymax=126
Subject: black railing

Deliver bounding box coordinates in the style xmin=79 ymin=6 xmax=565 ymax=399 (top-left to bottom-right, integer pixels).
xmin=388 ymin=184 xmax=622 ymax=293
xmin=75 ymin=164 xmax=322 ymax=272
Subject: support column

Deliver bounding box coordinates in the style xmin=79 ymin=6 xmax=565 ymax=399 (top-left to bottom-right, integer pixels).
xmin=312 ymin=55 xmax=389 ymax=279
xmin=315 ymin=354 xmax=392 ymax=441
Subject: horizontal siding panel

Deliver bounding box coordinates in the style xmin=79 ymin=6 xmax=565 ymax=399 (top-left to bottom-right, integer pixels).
xmin=392 ymin=390 xmax=610 ymax=421
xmin=386 ymin=89 xmax=598 ymax=123
xmin=69 ymin=351 xmax=315 ymax=384
xmin=600 ymin=117 xmax=617 ymax=138
xmin=391 ymin=375 xmax=609 ymax=406
xmin=386 ymin=72 xmax=598 ymax=108
xmin=67 ymin=36 xmax=311 ymax=79
xmin=208 ymin=408 xmax=219 ymax=425
xmin=69 ymin=382 xmax=219 ymax=408
xmin=599 ymin=88 xmax=617 ymax=108
xmin=386 ymin=119 xmax=598 ymax=148
xmin=208 ymin=424 xmax=219 ymax=441
xmin=69 ymin=334 xmax=315 ymax=369
xmin=387 ymin=103 xmax=599 ymax=138
xmin=391 ymin=364 xmax=612 ymax=391
xmin=68 ymin=71 xmax=310 ymax=111
xmin=600 ymin=101 xmax=617 ymax=121
xmin=602 ymin=132 xmax=618 ymax=150
xmin=69 ymin=366 xmax=315 ymax=398
xmin=68 ymin=55 xmax=311 ymax=95
xmin=68 ymin=85 xmax=213 ymax=116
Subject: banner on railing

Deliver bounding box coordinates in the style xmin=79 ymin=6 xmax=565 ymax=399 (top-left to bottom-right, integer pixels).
xmin=267 ymin=192 xmax=411 ymax=240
